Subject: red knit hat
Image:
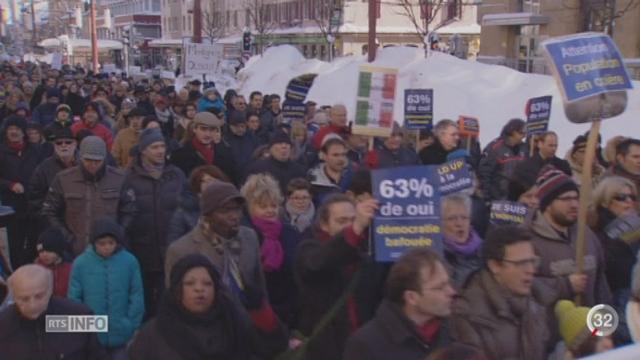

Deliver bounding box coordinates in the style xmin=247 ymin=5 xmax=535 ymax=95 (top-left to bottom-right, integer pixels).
xmin=536 ymin=165 xmax=579 ymax=212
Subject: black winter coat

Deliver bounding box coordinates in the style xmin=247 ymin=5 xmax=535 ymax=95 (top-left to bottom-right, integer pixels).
xmin=0 ymin=142 xmax=43 ymax=212
xmin=478 ymin=137 xmax=526 ymax=201
xmin=343 ymin=300 xmax=451 ymax=360
xmin=170 ymin=141 xmax=236 ymax=182
xmin=28 ymin=155 xmax=76 ymax=218
xmin=419 ymin=138 xmax=453 ymax=165
xmin=294 ymin=226 xmax=389 ymax=360
xmin=120 ymin=159 xmax=186 ymax=272
xmin=64 ymin=93 xmax=86 ymax=117
xmin=167 ymin=190 xmax=200 ymax=243
xmin=244 ymin=157 xmax=306 ymax=194
xmin=0 ymin=297 xmax=106 ymax=360
xmin=374 ymin=145 xmax=420 ymax=169
xmin=224 ymin=131 xmax=260 ymax=180
xmin=517 ymin=151 xmax=572 ymax=179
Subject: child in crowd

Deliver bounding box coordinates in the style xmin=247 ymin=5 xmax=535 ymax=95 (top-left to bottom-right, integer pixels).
xmin=34 ymin=227 xmax=72 ymax=298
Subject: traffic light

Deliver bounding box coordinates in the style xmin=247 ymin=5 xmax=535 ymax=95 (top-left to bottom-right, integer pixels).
xmin=242 ymin=31 xmax=251 ymax=52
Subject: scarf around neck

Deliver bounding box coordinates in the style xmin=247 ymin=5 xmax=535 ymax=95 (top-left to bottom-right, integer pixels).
xmin=252 ymin=216 xmax=284 ymax=272
xmin=285 ymin=201 xmax=315 ymax=233
xmin=192 ymin=138 xmax=214 ymax=165
xmin=443 ymin=229 xmax=482 ymax=256
xmin=155 ymin=107 xmax=171 ymax=124
xmin=141 ymin=156 xmax=165 ymax=180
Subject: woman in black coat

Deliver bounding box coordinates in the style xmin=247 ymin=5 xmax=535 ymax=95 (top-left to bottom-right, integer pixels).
xmin=127 ymin=254 xmax=288 ymax=360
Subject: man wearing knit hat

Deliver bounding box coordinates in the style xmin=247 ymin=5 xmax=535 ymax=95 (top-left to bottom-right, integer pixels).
xmin=120 ymin=128 xmax=186 ymax=317
xmin=165 ymin=179 xmax=269 ymax=312
xmin=42 ymin=136 xmax=128 ymax=256
xmin=224 ymin=110 xmax=260 ymax=178
xmin=526 ymin=166 xmax=611 ymax=340
xmin=244 ymin=131 xmax=306 ymax=193
xmin=0 ymin=115 xmax=44 ymax=268
xmin=170 ymin=111 xmax=235 ymax=181
xmin=43 ymin=103 xmax=73 ymax=141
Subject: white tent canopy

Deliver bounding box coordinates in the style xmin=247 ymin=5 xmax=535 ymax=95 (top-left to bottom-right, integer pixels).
xmin=38 ymin=37 xmax=123 ymax=51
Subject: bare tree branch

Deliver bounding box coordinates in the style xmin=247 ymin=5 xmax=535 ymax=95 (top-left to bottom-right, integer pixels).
xmin=245 ymin=0 xmax=277 ymax=55
xmin=393 ymin=0 xmax=473 ymax=42
xmin=202 ymin=9 xmax=226 ymax=44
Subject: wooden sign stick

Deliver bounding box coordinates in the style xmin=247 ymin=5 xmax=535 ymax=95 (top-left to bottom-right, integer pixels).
xmin=574 ymin=120 xmax=601 ymax=306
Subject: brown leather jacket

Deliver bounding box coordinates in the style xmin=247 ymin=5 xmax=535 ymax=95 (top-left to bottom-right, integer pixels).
xmin=42 ymin=165 xmax=126 ymax=255
xmin=451 ymin=270 xmax=551 ymax=360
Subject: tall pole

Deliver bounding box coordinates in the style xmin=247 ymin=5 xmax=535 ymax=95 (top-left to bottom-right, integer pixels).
xmin=90 ymin=0 xmax=98 ymax=71
xmin=368 ymin=0 xmax=376 ymax=62
xmin=193 ymin=0 xmax=202 ymax=43
xmin=30 ymin=0 xmax=36 ymax=46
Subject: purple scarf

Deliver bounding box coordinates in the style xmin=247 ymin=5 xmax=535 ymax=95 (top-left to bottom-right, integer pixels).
xmin=252 ymin=217 xmax=284 ymax=272
xmin=443 ymin=230 xmax=482 ymax=256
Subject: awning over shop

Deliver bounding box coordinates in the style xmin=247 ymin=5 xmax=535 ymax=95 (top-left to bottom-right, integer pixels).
xmin=38 ymin=37 xmax=123 ymax=51
xmin=482 ymin=12 xmax=550 ymax=26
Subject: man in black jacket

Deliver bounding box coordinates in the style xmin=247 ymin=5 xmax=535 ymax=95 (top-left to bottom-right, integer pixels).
xmin=170 ymin=111 xmax=235 ymax=181
xmin=28 ymin=127 xmax=77 ymax=235
xmin=343 ymin=249 xmax=454 ymax=360
xmin=244 ymin=132 xmax=305 ymax=193
xmin=0 ymin=116 xmax=44 ymax=268
xmin=0 ymin=264 xmax=106 ymax=359
xmin=121 ymin=128 xmax=186 ymax=318
xmin=419 ymin=119 xmax=459 ymax=165
xmin=294 ymin=194 xmax=383 ymax=360
xmin=517 ymin=131 xmax=571 ymax=178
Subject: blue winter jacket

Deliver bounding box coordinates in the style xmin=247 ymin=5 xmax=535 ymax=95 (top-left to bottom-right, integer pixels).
xmin=68 ymin=246 xmax=145 ymax=348
xmin=197 ymin=96 xmax=224 ymax=113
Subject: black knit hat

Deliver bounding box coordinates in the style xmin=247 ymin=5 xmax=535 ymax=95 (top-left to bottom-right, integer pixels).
xmin=269 ymin=131 xmax=292 ymax=147
xmin=536 ymin=165 xmax=579 ymax=212
xmin=37 ymin=227 xmax=68 ymax=257
xmin=228 ymin=110 xmax=247 ymax=126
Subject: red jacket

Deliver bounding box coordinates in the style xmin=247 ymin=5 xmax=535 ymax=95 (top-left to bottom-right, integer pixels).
xmin=35 ymin=258 xmax=72 ymax=298
xmin=71 ymin=121 xmax=114 ymax=151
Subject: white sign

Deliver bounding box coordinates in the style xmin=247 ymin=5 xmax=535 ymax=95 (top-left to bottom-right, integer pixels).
xmin=184 ymin=43 xmax=223 ymax=77
xmin=51 ymin=53 xmax=63 ymax=70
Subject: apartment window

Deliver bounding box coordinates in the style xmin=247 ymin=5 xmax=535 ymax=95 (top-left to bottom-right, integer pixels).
xmin=521 ymin=0 xmax=541 ymax=14
xmin=153 ymin=0 xmax=161 ymax=12
xmin=234 ymin=10 xmax=238 ymax=27
xmin=183 ymin=16 xmax=186 ymax=31
xmin=445 ymin=0 xmax=461 ymax=21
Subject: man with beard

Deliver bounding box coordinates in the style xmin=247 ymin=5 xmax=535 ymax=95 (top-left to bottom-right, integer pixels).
xmin=28 ymin=128 xmax=78 ymax=234
xmin=526 ymin=167 xmax=610 ymax=308
xmin=120 ymin=128 xmax=186 ymax=318
xmin=0 ymin=116 xmax=43 ymax=268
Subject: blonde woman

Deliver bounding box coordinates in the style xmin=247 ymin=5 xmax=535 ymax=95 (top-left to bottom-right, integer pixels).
xmin=241 ymin=173 xmax=301 ymax=327
xmin=590 ymin=176 xmax=639 ymax=344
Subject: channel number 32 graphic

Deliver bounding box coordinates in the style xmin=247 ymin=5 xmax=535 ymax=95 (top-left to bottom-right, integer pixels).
xmin=586 ymin=304 xmax=619 ymax=337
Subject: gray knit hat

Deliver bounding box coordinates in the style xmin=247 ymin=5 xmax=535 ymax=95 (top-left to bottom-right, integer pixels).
xmin=139 ymin=128 xmax=165 ymax=152
xmin=79 ymin=136 xmax=107 ymax=160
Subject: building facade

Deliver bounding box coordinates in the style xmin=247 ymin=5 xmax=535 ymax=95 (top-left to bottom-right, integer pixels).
xmin=478 ymin=0 xmax=640 ymax=77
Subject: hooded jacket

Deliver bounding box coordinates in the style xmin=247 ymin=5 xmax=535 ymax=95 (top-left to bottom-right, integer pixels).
xmin=71 ymin=121 xmax=114 ymax=151
xmin=526 ymin=210 xmax=611 ymax=307
xmin=68 ymin=217 xmax=144 ymax=348
xmin=308 ymin=162 xmax=354 ymax=206
xmin=196 ymin=96 xmax=224 ymax=113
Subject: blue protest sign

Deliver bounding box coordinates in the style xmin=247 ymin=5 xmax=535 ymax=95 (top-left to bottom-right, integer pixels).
xmin=489 ymin=201 xmax=528 ymax=226
xmin=542 ymin=33 xmax=633 ymax=102
xmin=372 ymin=166 xmax=442 ymax=262
xmin=404 ymin=89 xmax=433 ymax=130
xmin=526 ymin=96 xmax=552 ymax=136
xmin=282 ymin=99 xmax=306 ymax=122
xmin=437 ymin=159 xmax=473 ymax=196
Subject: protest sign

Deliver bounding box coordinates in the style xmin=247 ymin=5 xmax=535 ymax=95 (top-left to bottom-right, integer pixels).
xmin=526 ymin=95 xmax=552 ymax=136
xmin=457 ymin=116 xmax=479 ymax=138
xmin=184 ymin=43 xmax=222 ymax=77
xmin=604 ymin=214 xmax=640 ymax=244
xmin=354 ymin=65 xmax=397 ymax=137
xmin=437 ymin=159 xmax=473 ymax=196
xmin=490 ymin=201 xmax=528 ymax=226
xmin=404 ymin=89 xmax=433 ymax=130
xmin=51 ymin=53 xmax=63 ymax=70
xmin=372 ymin=166 xmax=442 ymax=262
xmin=282 ymin=100 xmax=306 ymax=122
xmin=542 ymin=33 xmax=632 ymax=103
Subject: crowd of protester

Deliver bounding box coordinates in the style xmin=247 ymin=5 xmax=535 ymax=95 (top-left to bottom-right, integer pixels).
xmin=0 ymin=60 xmax=638 ymax=360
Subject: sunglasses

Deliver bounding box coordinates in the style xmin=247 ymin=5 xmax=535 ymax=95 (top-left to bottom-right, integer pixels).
xmin=613 ymin=193 xmax=637 ymax=202
xmin=55 ymin=140 xmax=75 ymax=146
